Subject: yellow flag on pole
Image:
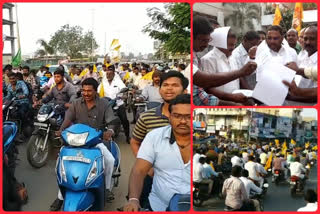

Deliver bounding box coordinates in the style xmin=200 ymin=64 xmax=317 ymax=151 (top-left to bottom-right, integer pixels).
xmin=305 ymin=141 xmax=310 ymax=148
xmin=291 ymin=139 xmax=296 ymax=145
xmin=275 ymin=139 xmax=280 ymax=147
xmin=265 ymin=152 xmax=273 ymax=170
xmin=281 ymin=142 xmax=287 ymax=155
xmin=273 ymin=5 xmax=282 ymax=25
xmin=141 ymin=71 xmax=154 ymax=80
xmin=99 ymin=82 xmax=104 ymax=98
xmin=292 ymin=3 xmax=304 ymax=35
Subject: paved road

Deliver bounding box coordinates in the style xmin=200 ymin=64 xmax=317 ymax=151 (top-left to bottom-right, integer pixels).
xmin=16 ymin=117 xmax=136 ymax=211
xmin=194 ymin=164 xmax=318 ymax=211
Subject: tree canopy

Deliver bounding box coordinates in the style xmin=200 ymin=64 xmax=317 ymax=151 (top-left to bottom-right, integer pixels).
xmin=48 ymin=24 xmax=98 ymax=58
xmin=142 ymin=3 xmax=190 ymax=55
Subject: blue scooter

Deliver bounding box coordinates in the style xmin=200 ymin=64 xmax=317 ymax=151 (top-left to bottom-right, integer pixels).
xmin=56 ymin=124 xmax=120 ymax=211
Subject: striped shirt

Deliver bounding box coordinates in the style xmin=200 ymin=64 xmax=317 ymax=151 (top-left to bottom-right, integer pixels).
xmin=132 ymin=104 xmax=169 ymax=142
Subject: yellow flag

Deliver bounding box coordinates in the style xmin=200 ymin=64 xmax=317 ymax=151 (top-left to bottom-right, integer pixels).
xmin=99 ymin=82 xmax=104 ymax=98
xmin=123 ymin=71 xmax=130 ymax=81
xmin=142 ymin=71 xmax=154 ymax=80
xmin=265 ymin=153 xmax=273 ymax=170
xmin=80 ymin=68 xmax=88 ymax=78
xmin=110 ymin=39 xmax=119 ymax=49
xmin=275 ymin=139 xmax=280 ymax=147
xmin=312 ymin=145 xmax=317 ymax=151
xmin=291 ymin=139 xmax=296 ymax=145
xmin=281 ymin=142 xmax=287 ymax=155
xmin=93 ymin=64 xmax=97 ymax=73
xmin=210 ymin=162 xmax=215 ymax=171
xmin=305 ymin=141 xmax=310 ymax=148
xmin=273 ymin=5 xmax=282 ymax=25
xmin=292 ymin=3 xmax=304 ymax=35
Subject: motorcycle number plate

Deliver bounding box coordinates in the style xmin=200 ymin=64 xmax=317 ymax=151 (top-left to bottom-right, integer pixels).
xmin=62 ymin=156 xmax=91 ymax=164
xmin=290 ymin=182 xmax=296 ymax=185
xmin=34 ymin=122 xmax=48 ymax=128
xmin=274 ymin=174 xmax=279 ymax=176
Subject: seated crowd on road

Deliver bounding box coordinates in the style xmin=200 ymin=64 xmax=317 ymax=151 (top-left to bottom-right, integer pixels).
xmin=193 ymin=16 xmax=317 ymax=106
xmin=3 ymin=60 xmax=191 ymax=212
xmin=193 ymin=137 xmax=318 ymax=211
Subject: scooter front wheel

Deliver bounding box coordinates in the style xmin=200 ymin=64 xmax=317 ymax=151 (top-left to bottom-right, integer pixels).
xmin=27 ymin=134 xmax=50 ymax=168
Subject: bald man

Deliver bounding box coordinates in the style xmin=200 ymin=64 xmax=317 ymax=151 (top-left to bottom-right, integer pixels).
xmin=286 ymin=29 xmax=302 ymax=54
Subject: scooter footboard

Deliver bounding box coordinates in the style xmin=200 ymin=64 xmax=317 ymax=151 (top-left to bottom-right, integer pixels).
xmin=63 ymin=190 xmax=95 ymax=211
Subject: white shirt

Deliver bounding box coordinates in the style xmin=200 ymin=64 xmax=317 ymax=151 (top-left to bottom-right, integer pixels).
xmin=290 ymin=161 xmax=306 ymax=178
xmin=36 ymin=70 xmax=46 ymax=77
xmin=242 ymin=152 xmax=249 ymax=162
xmin=193 ymin=153 xmax=201 ymax=165
xmin=260 ymin=152 xmax=268 ymax=164
xmin=256 ymin=163 xmax=267 ymax=175
xmin=193 ymin=162 xmax=204 ymax=182
xmin=98 ymin=76 xmax=125 ymax=99
xmin=240 ymin=177 xmax=262 ymax=198
xmin=297 ymin=202 xmax=318 ymax=211
xmin=296 ymin=51 xmax=317 ymax=88
xmin=244 ymin=161 xmax=259 ymax=181
xmin=231 ymin=156 xmax=243 ymax=167
xmin=201 ymin=47 xmax=240 ymax=93
xmin=128 ymin=73 xmax=142 ymax=86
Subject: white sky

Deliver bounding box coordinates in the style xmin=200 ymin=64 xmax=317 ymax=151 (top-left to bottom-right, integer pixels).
xmin=301 ymin=108 xmax=317 ymax=119
xmin=3 ymin=3 xmax=166 ymax=56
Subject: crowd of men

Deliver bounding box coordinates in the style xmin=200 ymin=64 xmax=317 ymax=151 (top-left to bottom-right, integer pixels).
xmin=193 ymin=138 xmax=318 ymax=211
xmin=3 ymin=60 xmax=191 ymax=211
xmin=193 ymin=16 xmax=317 ymax=106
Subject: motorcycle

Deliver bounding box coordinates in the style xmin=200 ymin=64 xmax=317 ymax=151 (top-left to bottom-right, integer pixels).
xmin=290 ymin=175 xmax=306 ymax=197
xmin=193 ymin=182 xmax=210 ymax=207
xmin=134 ymin=92 xmax=161 ymax=122
xmin=3 ymin=97 xmax=33 ymax=138
xmin=26 ymin=102 xmax=65 ymax=168
xmin=250 ymin=191 xmax=264 ymax=211
xmin=56 ymin=124 xmax=121 ymax=211
xmin=272 ymin=169 xmax=286 ymax=185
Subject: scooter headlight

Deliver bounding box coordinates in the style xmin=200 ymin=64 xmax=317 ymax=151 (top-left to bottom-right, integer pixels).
xmin=86 ymin=160 xmax=97 ymax=185
xmin=306 ymin=165 xmax=310 ymax=169
xmin=37 ymin=114 xmax=48 ymax=122
xmin=66 ymin=132 xmax=89 ymax=147
xmin=263 ymin=183 xmax=269 ymax=188
xmin=60 ymin=160 xmax=67 ymax=182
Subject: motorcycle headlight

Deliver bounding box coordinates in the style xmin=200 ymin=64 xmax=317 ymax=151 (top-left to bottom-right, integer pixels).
xmin=66 ymin=132 xmax=89 ymax=147
xmin=86 ymin=160 xmax=97 ymax=185
xmin=37 ymin=114 xmax=48 ymax=122
xmin=60 ymin=160 xmax=67 ymax=182
xmin=263 ymin=183 xmax=269 ymax=188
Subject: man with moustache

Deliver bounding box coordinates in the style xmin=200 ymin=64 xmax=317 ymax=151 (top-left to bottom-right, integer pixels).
xmin=286 ymin=29 xmax=302 ymax=54
xmin=124 ymin=94 xmax=190 ymax=211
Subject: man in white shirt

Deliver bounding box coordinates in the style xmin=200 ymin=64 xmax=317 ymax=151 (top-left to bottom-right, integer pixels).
xmin=201 ymin=28 xmax=253 ymax=104
xmin=231 ymin=153 xmax=244 ymax=168
xmin=127 ymin=67 xmax=142 ymax=86
xmin=240 ymin=169 xmax=262 ymax=211
xmin=290 ymin=156 xmax=307 ymax=180
xmin=98 ymin=65 xmax=130 ymax=143
xmin=259 ymin=150 xmax=268 ymax=166
xmin=284 ymin=26 xmax=317 ymax=105
xmin=193 ymin=157 xmax=213 ymax=195
xmin=245 ymin=156 xmax=262 ymax=187
xmin=297 ymin=189 xmax=318 ymax=211
xmin=231 ymin=31 xmax=260 ymax=90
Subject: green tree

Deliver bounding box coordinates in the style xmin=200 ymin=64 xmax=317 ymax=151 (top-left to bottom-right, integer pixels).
xmin=36 ymin=39 xmax=54 ymax=57
xmin=224 ymin=3 xmax=261 ymax=35
xmin=142 ymin=3 xmax=190 ymax=55
xmin=49 ymin=24 xmax=98 ymax=58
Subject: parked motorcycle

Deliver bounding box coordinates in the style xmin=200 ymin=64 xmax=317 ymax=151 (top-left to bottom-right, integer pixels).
xmin=26 ymin=102 xmax=65 ymax=168
xmin=56 ymin=124 xmax=121 ymax=211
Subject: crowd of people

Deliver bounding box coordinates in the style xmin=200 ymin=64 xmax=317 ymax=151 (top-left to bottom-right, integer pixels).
xmin=193 ymin=138 xmax=318 ymax=211
xmin=193 ymin=16 xmax=317 ymax=106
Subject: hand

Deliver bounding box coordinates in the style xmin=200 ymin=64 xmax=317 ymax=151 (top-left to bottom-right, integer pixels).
xmin=240 ymin=61 xmax=257 ymax=76
xmin=103 ymin=130 xmax=114 ymax=141
xmin=123 ymin=200 xmax=140 ymax=212
xmin=232 ymin=93 xmax=248 ymax=103
xmin=283 ymin=80 xmax=300 ymax=96
xmin=285 ymin=62 xmax=299 ymax=72
xmin=64 ymin=103 xmax=71 ymax=108
xmin=55 ymin=130 xmax=62 ymax=137
xmin=248 ymin=46 xmax=257 ymax=59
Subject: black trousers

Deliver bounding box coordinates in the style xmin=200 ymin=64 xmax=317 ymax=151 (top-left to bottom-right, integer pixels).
xmin=116 ymin=105 xmax=130 ymax=138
